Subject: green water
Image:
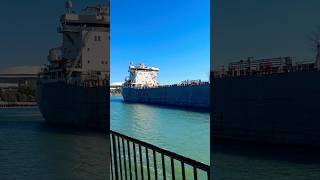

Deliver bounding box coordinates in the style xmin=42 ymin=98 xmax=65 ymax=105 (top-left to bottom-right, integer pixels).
xmin=110 ymin=95 xmax=210 ymax=179
xmin=110 ymin=96 xmax=210 ymax=164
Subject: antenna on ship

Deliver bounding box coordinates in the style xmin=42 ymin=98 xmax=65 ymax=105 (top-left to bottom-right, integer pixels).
xmin=309 ymin=26 xmax=320 ymax=70
xmin=316 ymin=40 xmax=320 ymax=70
xmin=66 ymin=0 xmax=73 ymax=14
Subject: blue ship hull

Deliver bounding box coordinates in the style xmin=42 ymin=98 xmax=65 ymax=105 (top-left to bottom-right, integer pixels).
xmin=212 ymin=71 xmax=320 ymax=146
xmin=37 ymin=81 xmax=109 ymax=129
xmin=122 ymin=84 xmax=210 ymax=109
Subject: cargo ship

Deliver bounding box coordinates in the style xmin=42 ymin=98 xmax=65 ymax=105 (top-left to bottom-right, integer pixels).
xmin=122 ymin=63 xmax=210 ymax=109
xmin=37 ymin=1 xmax=109 ymax=129
xmin=212 ymin=42 xmax=320 ymax=146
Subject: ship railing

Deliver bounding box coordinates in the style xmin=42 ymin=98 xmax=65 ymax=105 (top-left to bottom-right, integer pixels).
xmin=110 ymin=130 xmax=210 ymax=180
xmin=130 ymin=82 xmax=210 ymax=90
xmin=212 ymin=65 xmax=319 ymax=79
xmin=66 ymin=79 xmax=109 ymax=88
xmin=160 ymin=82 xmax=210 ymax=87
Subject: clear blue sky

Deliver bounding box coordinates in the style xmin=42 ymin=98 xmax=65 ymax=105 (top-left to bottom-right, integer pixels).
xmin=212 ymin=0 xmax=320 ymax=70
xmin=110 ymin=0 xmax=210 ymax=84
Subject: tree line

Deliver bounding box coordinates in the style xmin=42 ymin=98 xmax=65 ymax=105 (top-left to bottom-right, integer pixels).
xmin=0 ymin=86 xmax=36 ymax=102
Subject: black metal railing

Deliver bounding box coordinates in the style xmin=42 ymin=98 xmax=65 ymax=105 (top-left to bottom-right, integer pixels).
xmin=110 ymin=130 xmax=210 ymax=180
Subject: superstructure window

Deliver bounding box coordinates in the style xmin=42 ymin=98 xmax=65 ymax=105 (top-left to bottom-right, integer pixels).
xmin=101 ymin=60 xmax=107 ymax=64
xmin=94 ymin=35 xmax=101 ymax=42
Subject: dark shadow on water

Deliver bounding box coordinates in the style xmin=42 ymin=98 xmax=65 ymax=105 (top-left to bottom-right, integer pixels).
xmin=212 ymin=137 xmax=320 ymax=164
xmin=110 ymin=97 xmax=124 ymax=103
xmin=111 ymin=95 xmax=209 ymax=112
xmin=121 ymin=100 xmax=210 ymax=113
xmin=40 ymin=123 xmax=108 ymax=136
xmin=0 ymin=119 xmax=107 ymax=137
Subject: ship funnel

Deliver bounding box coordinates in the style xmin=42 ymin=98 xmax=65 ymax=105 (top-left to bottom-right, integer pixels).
xmin=66 ymin=0 xmax=73 ymax=13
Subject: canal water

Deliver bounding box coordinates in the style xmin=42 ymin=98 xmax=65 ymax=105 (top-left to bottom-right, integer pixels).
xmin=110 ymin=95 xmax=210 ymax=179
xmin=0 ymin=108 xmax=108 ymax=180
xmin=110 ymin=95 xmax=210 ymax=165
xmin=1 ymin=96 xmax=319 ymax=179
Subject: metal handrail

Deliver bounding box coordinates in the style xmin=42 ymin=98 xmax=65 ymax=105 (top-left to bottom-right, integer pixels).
xmin=110 ymin=130 xmax=210 ymax=180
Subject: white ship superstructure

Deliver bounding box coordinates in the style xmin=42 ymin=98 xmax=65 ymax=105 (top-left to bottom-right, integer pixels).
xmin=39 ymin=0 xmax=109 ymax=83
xmin=124 ymin=63 xmax=160 ymax=88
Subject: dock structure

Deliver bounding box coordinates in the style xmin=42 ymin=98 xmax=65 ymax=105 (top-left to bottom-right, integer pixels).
xmin=110 ymin=82 xmax=122 ymax=95
xmin=110 ymin=82 xmax=123 ymax=89
xmin=0 ymin=73 xmax=38 ymax=88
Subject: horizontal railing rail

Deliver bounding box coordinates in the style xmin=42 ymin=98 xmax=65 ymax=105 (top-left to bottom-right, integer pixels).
xmin=110 ymin=130 xmax=210 ymax=180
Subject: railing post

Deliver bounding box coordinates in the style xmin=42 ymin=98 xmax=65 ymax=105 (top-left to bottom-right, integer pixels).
xmin=117 ymin=136 xmax=123 ymax=180
xmin=112 ymin=134 xmax=119 ymax=180
xmin=110 ymin=143 xmax=114 ymax=180
xmin=139 ymin=144 xmax=144 ymax=180
xmin=153 ymin=150 xmax=158 ymax=180
xmin=133 ymin=143 xmax=138 ymax=180
xmin=122 ymin=138 xmax=128 ymax=180
xmin=127 ymin=140 xmax=133 ymax=180
xmin=161 ymin=154 xmax=166 ymax=180
xmin=193 ymin=166 xmax=198 ymax=180
xmin=171 ymin=157 xmax=175 ymax=180
xmin=181 ymin=162 xmax=185 ymax=180
xmin=146 ymin=147 xmax=150 ymax=180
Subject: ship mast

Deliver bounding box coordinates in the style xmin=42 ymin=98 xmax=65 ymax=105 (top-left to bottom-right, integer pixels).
xmin=316 ymin=40 xmax=320 ymax=70
xmin=66 ymin=0 xmax=73 ymax=14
